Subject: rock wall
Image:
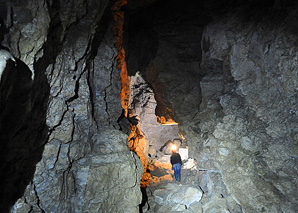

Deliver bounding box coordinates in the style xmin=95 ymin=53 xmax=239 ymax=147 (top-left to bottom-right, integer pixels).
xmin=1 ymin=0 xmax=298 ymax=212
xmin=180 ymin=6 xmax=298 ymax=213
xmin=0 ymin=0 xmax=142 ymax=212
xmin=125 ymin=1 xmax=298 ymax=212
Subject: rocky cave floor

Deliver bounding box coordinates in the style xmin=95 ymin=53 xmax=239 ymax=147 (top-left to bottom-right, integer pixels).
xmin=141 ymin=153 xmax=240 ymax=213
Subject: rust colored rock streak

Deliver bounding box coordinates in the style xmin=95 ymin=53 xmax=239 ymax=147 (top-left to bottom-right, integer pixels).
xmin=112 ymin=0 xmax=150 ymax=187
xmin=128 ymin=124 xmax=151 ymax=187
xmin=112 ymin=0 xmax=130 ymax=116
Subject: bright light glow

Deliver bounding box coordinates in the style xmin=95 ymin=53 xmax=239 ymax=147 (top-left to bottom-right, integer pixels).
xmin=171 ymin=144 xmax=177 ymax=151
xmin=0 ymin=49 xmax=16 ymax=81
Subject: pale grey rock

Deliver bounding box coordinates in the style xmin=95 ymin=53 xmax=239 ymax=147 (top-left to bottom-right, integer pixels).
xmin=91 ymin=22 xmax=122 ymax=128
xmin=188 ymin=201 xmax=203 ymax=213
xmin=196 ymin=9 xmax=298 ymax=212
xmin=14 ymin=129 xmax=143 ymax=213
xmin=160 ymin=140 xmax=181 ymax=155
xmin=7 ymin=0 xmax=50 ymax=76
xmin=162 ymin=5 xmax=298 ymax=213
xmin=2 ymin=1 xmax=298 ymax=213
xmin=201 ymin=193 xmax=241 ymax=213
xmin=148 ymin=145 xmax=157 ymax=157
xmin=154 ymin=183 xmax=203 ymax=210
xmin=129 ymin=74 xmax=180 ymax=153
xmin=182 ymin=158 xmax=196 ymax=170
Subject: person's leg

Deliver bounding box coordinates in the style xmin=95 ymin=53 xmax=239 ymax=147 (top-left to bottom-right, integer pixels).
xmin=177 ymin=163 xmax=181 ymax=182
xmin=173 ymin=164 xmax=178 ymax=181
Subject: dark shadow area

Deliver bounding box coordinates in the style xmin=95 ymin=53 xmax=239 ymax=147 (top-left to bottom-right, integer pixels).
xmin=139 ymin=186 xmax=150 ymax=213
xmin=124 ymin=0 xmax=211 ymax=123
xmin=123 ymin=0 xmax=298 ymax=125
xmin=0 ymin=58 xmax=49 ymax=212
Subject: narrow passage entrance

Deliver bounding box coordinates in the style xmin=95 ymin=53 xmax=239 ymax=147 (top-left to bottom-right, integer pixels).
xmin=126 ymin=72 xmax=201 ymax=212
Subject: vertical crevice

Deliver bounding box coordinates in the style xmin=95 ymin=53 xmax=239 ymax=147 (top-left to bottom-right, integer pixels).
xmin=112 ymin=0 xmax=130 ymax=117
xmin=86 ymin=0 xmax=114 ymax=124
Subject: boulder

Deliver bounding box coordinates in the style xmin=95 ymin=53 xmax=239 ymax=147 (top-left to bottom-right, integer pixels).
xmin=154 ymin=183 xmax=203 ymax=211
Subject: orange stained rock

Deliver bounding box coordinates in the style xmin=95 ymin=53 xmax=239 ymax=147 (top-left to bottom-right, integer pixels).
xmin=128 ymin=124 xmax=151 ymax=187
xmin=112 ymin=0 xmax=130 ymax=117
xmin=149 ymin=161 xmax=173 ymax=172
xmin=157 ymin=115 xmax=178 ymax=125
xmin=149 ymin=174 xmax=173 ymax=186
xmin=112 ymin=0 xmax=152 ymax=188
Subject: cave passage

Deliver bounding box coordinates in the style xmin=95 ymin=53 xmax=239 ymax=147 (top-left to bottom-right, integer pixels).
xmin=120 ymin=0 xmax=206 ymax=211
xmin=120 ymin=0 xmax=298 ymax=211
xmin=2 ymin=0 xmax=297 ymax=212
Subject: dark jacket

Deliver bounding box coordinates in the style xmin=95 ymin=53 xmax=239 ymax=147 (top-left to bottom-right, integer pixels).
xmin=170 ymin=152 xmax=182 ymax=165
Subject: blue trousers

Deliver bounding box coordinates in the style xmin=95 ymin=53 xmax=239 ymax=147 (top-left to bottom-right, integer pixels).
xmin=173 ymin=163 xmax=181 ymax=182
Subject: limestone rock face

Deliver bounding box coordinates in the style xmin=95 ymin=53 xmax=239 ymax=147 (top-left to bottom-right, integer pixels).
xmin=128 ymin=73 xmax=180 ymax=187
xmin=181 ymin=7 xmax=298 ymax=213
xmin=196 ymin=9 xmax=298 ymax=212
xmin=129 ymin=74 xmax=180 ymax=151
xmin=154 ymin=183 xmax=203 ymax=211
xmin=13 ymin=129 xmax=143 ymax=213
xmin=1 ymin=0 xmax=142 ymax=212
xmin=126 ymin=1 xmax=206 ymax=124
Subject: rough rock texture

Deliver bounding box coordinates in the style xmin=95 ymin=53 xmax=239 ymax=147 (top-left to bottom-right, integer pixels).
xmin=12 ymin=129 xmax=142 ymax=213
xmin=153 ymin=183 xmax=202 ymax=212
xmin=127 ymin=73 xmax=180 ymax=187
xmin=0 ymin=0 xmax=142 ymax=212
xmin=129 ymin=74 xmax=180 ymax=151
xmin=181 ymin=6 xmax=298 ymax=213
xmin=126 ymin=1 xmax=298 ymax=212
xmin=1 ymin=0 xmax=298 ymax=212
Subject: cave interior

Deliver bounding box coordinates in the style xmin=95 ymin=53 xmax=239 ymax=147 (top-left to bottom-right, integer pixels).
xmin=0 ymin=0 xmax=297 ymax=212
